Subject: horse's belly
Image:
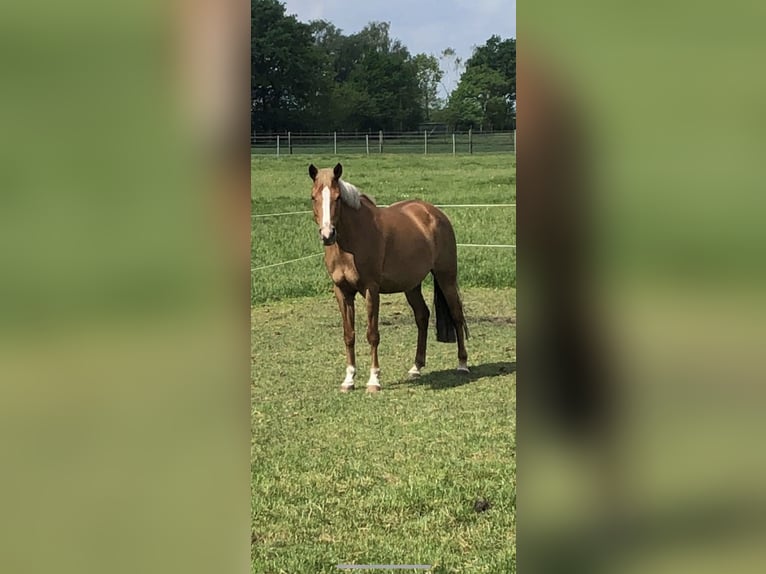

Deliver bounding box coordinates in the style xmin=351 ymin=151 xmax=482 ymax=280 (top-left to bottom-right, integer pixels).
xmin=379 ymin=258 xmax=431 ymax=293
xmin=379 ymin=280 xmax=422 ymax=294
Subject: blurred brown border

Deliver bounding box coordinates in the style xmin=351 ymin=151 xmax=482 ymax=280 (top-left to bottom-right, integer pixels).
xmin=517 ymin=46 xmax=614 ymax=441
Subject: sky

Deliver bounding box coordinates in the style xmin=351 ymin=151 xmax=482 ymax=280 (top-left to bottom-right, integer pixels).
xmin=280 ymin=0 xmax=516 ymax=97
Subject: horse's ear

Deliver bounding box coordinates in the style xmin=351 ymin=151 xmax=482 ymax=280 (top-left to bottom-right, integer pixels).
xmin=308 ymin=164 xmax=318 ymax=180
xmin=333 ymin=163 xmax=343 ymax=180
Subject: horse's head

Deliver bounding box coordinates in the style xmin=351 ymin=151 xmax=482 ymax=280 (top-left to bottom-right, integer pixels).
xmin=308 ymin=162 xmax=343 ymax=245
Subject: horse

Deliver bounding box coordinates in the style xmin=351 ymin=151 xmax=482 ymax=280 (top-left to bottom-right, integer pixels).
xmin=308 ymin=162 xmax=469 ymax=392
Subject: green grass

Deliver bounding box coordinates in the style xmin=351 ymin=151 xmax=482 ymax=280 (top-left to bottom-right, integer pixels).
xmin=252 ymin=154 xmax=516 ymax=572
xmin=252 ymin=154 xmax=515 ymax=305
xmin=252 ymin=288 xmax=516 ymax=573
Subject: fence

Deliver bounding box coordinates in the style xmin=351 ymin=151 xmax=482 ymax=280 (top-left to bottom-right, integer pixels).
xmin=251 ymin=130 xmax=516 ymax=156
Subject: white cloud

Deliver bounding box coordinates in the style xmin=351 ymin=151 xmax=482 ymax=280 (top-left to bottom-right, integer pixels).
xmin=281 ymin=0 xmax=327 ymax=22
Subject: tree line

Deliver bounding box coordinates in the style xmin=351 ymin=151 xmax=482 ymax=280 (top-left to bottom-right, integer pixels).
xmin=251 ymin=0 xmax=515 ymax=133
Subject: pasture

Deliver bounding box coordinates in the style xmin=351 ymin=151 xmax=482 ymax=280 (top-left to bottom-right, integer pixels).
xmin=251 ymin=154 xmax=516 ymax=573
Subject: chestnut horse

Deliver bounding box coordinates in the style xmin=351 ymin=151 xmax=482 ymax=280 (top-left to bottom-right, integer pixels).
xmin=308 ymin=162 xmax=469 ymax=392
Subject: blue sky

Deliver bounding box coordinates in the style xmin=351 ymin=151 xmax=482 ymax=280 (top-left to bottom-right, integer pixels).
xmin=280 ymin=0 xmax=516 ymax=97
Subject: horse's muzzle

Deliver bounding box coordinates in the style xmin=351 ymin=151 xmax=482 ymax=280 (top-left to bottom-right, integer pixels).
xmin=321 ymin=227 xmax=337 ymax=245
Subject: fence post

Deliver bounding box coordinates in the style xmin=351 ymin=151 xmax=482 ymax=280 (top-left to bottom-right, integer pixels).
xmin=366 ymin=134 xmax=370 ymax=155
xmin=468 ymin=128 xmax=473 ymax=154
xmin=452 ymin=133 xmax=456 ymax=156
xmin=424 ymin=131 xmax=428 ymax=155
xmin=276 ymin=135 xmax=280 ymax=157
xmin=379 ymin=130 xmax=383 ymax=153
xmin=334 ymin=131 xmax=337 ymax=155
xmin=288 ymin=131 xmax=292 ymax=155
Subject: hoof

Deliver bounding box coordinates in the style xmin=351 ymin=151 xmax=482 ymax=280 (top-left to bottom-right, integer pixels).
xmin=366 ymin=384 xmax=381 ymax=393
xmin=456 ymin=363 xmax=470 ymax=373
xmin=340 ymin=384 xmax=355 ymax=392
xmin=407 ymin=365 xmax=421 ymax=379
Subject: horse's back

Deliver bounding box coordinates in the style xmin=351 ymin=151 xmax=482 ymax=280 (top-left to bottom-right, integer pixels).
xmin=384 ymin=200 xmax=453 ymax=230
xmin=381 ymin=200 xmax=454 ymax=242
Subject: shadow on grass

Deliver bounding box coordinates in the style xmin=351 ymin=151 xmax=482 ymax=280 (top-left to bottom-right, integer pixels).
xmin=394 ymin=361 xmax=516 ymax=390
xmin=378 ymin=312 xmax=515 ymax=328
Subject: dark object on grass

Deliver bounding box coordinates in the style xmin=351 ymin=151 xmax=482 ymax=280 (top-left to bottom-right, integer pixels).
xmin=473 ymin=498 xmax=491 ymax=513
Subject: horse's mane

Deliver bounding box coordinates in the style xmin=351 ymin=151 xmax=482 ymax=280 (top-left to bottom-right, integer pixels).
xmin=339 ymin=179 xmax=375 ymax=209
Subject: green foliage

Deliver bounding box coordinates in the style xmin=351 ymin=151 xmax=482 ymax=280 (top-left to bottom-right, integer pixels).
xmin=251 ymin=0 xmax=323 ymax=132
xmin=313 ymin=21 xmax=423 ymax=131
xmin=467 ymin=35 xmax=517 ymax=99
xmin=447 ymin=66 xmax=507 ymax=130
xmin=346 ymin=39 xmax=422 ymax=131
xmin=251 ymin=2 xmax=516 ymax=133
xmin=446 ymin=36 xmax=516 ymax=131
xmin=252 ymin=3 xmax=426 ymax=132
xmin=413 ymin=54 xmax=444 ymax=120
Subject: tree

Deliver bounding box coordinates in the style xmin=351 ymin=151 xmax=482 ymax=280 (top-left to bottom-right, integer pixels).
xmin=251 ymin=0 xmax=323 ymax=132
xmin=354 ymin=21 xmax=397 ymax=53
xmin=412 ymin=54 xmax=443 ymax=122
xmin=446 ymin=36 xmax=516 ymax=130
xmin=466 ymin=35 xmax=516 ymax=101
xmin=252 ymin=6 xmax=434 ymax=132
xmin=447 ymin=65 xmax=507 ymax=130
xmin=346 ymin=37 xmax=422 ymax=131
xmin=306 ymin=20 xmax=349 ymax=129
xmin=306 ymin=20 xmax=423 ymax=131
xmin=438 ymin=47 xmax=465 ymax=101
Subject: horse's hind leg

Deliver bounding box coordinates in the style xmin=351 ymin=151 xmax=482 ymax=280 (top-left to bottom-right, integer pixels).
xmin=433 ymin=271 xmax=469 ymax=372
xmin=364 ymin=285 xmax=382 ymax=392
xmin=405 ymin=283 xmax=430 ymax=378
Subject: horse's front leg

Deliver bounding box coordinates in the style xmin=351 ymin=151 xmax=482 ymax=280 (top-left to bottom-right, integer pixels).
xmin=364 ymin=285 xmax=381 ymax=392
xmin=334 ymin=286 xmax=356 ymax=392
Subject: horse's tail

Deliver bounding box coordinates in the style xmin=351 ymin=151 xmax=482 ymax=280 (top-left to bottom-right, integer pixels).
xmin=433 ymin=275 xmax=469 ymax=343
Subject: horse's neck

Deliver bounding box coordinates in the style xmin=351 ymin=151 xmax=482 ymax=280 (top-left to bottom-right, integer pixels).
xmin=337 ymin=200 xmax=375 ymax=252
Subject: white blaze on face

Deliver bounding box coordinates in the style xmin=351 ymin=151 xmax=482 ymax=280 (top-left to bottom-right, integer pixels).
xmin=320 ymin=185 xmax=332 ymax=238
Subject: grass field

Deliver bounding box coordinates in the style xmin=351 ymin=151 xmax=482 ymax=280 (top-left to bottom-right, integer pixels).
xmin=252 ymin=154 xmax=516 ymax=573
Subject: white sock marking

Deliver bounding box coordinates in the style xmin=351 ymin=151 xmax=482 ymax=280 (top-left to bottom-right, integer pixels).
xmin=342 ymin=365 xmax=356 ymax=387
xmin=367 ymin=367 xmax=381 ymax=387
